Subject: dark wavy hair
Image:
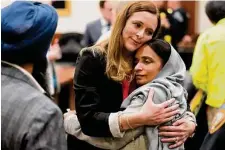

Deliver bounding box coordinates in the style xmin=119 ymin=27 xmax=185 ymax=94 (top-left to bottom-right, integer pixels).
xmin=205 ymin=1 xmax=225 ymax=24
xmin=146 ymin=39 xmax=171 ymax=66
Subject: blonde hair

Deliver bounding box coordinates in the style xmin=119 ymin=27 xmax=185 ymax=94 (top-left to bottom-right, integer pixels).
xmin=106 ymin=1 xmax=160 ymax=82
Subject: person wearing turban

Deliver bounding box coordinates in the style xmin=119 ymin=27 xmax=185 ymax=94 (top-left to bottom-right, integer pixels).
xmin=1 ymin=1 xmax=67 ymax=150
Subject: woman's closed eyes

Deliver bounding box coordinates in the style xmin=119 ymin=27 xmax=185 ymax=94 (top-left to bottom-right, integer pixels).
xmin=134 ymin=57 xmax=154 ymax=66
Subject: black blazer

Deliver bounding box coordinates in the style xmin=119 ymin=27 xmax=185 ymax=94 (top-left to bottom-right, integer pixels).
xmin=74 ymin=47 xmax=123 ymax=137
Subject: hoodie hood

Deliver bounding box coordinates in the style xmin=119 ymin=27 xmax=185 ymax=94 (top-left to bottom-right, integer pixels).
xmin=155 ymin=45 xmax=186 ymax=84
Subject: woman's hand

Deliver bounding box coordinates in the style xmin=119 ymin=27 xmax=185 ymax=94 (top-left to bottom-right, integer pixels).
xmin=139 ymin=89 xmax=179 ymax=126
xmin=159 ymin=118 xmax=196 ymax=149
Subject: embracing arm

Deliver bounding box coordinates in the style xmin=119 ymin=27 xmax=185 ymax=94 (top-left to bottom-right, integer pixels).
xmin=119 ymin=86 xmax=196 ymax=149
xmin=64 ymin=87 xmax=178 ymax=149
xmin=109 ymin=89 xmax=179 ymax=137
xmin=159 ymin=100 xmax=197 ymax=149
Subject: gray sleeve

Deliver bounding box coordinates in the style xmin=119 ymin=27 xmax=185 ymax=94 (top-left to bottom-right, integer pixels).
xmin=122 ymin=94 xmax=145 ymax=112
xmin=63 ymin=95 xmax=145 ymax=149
xmin=64 ymin=111 xmax=143 ymax=150
xmin=26 ymin=104 xmax=67 ymax=150
xmin=184 ymin=111 xmax=197 ymax=124
xmin=108 ymin=94 xmax=145 ymax=138
xmin=64 ymin=86 xmax=182 ymax=149
xmin=108 ymin=84 xmax=188 ymax=149
xmin=104 ymin=95 xmax=145 ymax=149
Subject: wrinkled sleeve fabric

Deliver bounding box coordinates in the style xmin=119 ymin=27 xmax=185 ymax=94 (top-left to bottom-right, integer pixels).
xmin=190 ymin=33 xmax=225 ymax=108
xmin=204 ymin=40 xmax=225 ymax=107
xmin=109 ymin=94 xmax=144 ymax=138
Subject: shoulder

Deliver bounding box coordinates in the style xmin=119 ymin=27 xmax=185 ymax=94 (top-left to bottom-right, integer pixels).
xmin=2 ymin=78 xmax=60 ymax=115
xmin=1 ymin=75 xmax=63 ymax=147
xmin=78 ymin=46 xmax=105 ymax=61
xmin=87 ymin=19 xmax=101 ymax=28
xmin=1 ymin=81 xmax=61 ymax=127
xmin=33 ymin=95 xmax=62 ymax=121
xmin=75 ymin=46 xmax=106 ymax=74
xmin=26 ymin=93 xmax=63 ymax=129
xmin=27 ymin=92 xmax=62 ymax=127
xmin=198 ymin=26 xmax=225 ymax=45
xmin=131 ymin=83 xmax=170 ymax=103
xmin=149 ymin=83 xmax=171 ymax=102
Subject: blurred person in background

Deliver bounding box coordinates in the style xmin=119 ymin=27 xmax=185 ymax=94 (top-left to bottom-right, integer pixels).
xmin=152 ymin=0 xmax=171 ymax=41
xmin=190 ymin=1 xmax=225 ymax=150
xmin=166 ymin=1 xmax=189 ymax=49
xmin=190 ymin=0 xmax=225 ymax=129
xmin=1 ymin=1 xmax=67 ymax=150
xmin=82 ymin=0 xmax=113 ymax=47
xmin=97 ymin=0 xmax=129 ymax=43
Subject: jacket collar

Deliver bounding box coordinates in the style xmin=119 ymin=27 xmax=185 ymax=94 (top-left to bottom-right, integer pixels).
xmin=1 ymin=61 xmax=45 ymax=93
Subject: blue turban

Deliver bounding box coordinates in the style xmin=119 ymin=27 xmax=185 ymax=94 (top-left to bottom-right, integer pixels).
xmin=1 ymin=1 xmax=58 ymax=64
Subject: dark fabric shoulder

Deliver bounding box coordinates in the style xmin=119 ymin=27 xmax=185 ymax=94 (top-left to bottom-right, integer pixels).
xmin=88 ymin=19 xmax=100 ymax=27
xmin=76 ymin=46 xmax=106 ymax=66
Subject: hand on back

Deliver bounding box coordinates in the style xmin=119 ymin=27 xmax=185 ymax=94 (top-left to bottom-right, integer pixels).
xmin=139 ymin=89 xmax=179 ymax=126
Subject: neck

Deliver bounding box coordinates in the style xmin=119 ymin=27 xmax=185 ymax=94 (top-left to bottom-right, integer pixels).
xmin=21 ymin=64 xmax=34 ymax=74
xmin=122 ymin=49 xmax=134 ymax=69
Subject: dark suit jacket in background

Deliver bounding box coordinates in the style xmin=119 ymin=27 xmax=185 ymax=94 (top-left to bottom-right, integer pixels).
xmin=168 ymin=8 xmax=188 ymax=48
xmin=200 ymin=124 xmax=225 ymax=150
xmin=82 ymin=19 xmax=102 ymax=47
xmin=1 ymin=62 xmax=67 ymax=150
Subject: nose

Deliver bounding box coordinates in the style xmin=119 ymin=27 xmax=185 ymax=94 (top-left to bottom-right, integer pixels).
xmin=134 ymin=63 xmax=143 ymax=71
xmin=136 ymin=29 xmax=145 ymax=39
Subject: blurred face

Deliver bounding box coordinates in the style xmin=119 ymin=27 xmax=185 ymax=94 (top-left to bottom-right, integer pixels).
xmin=101 ymin=1 xmax=113 ymax=23
xmin=122 ymin=11 xmax=158 ymax=54
xmin=134 ymin=44 xmax=163 ymax=86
